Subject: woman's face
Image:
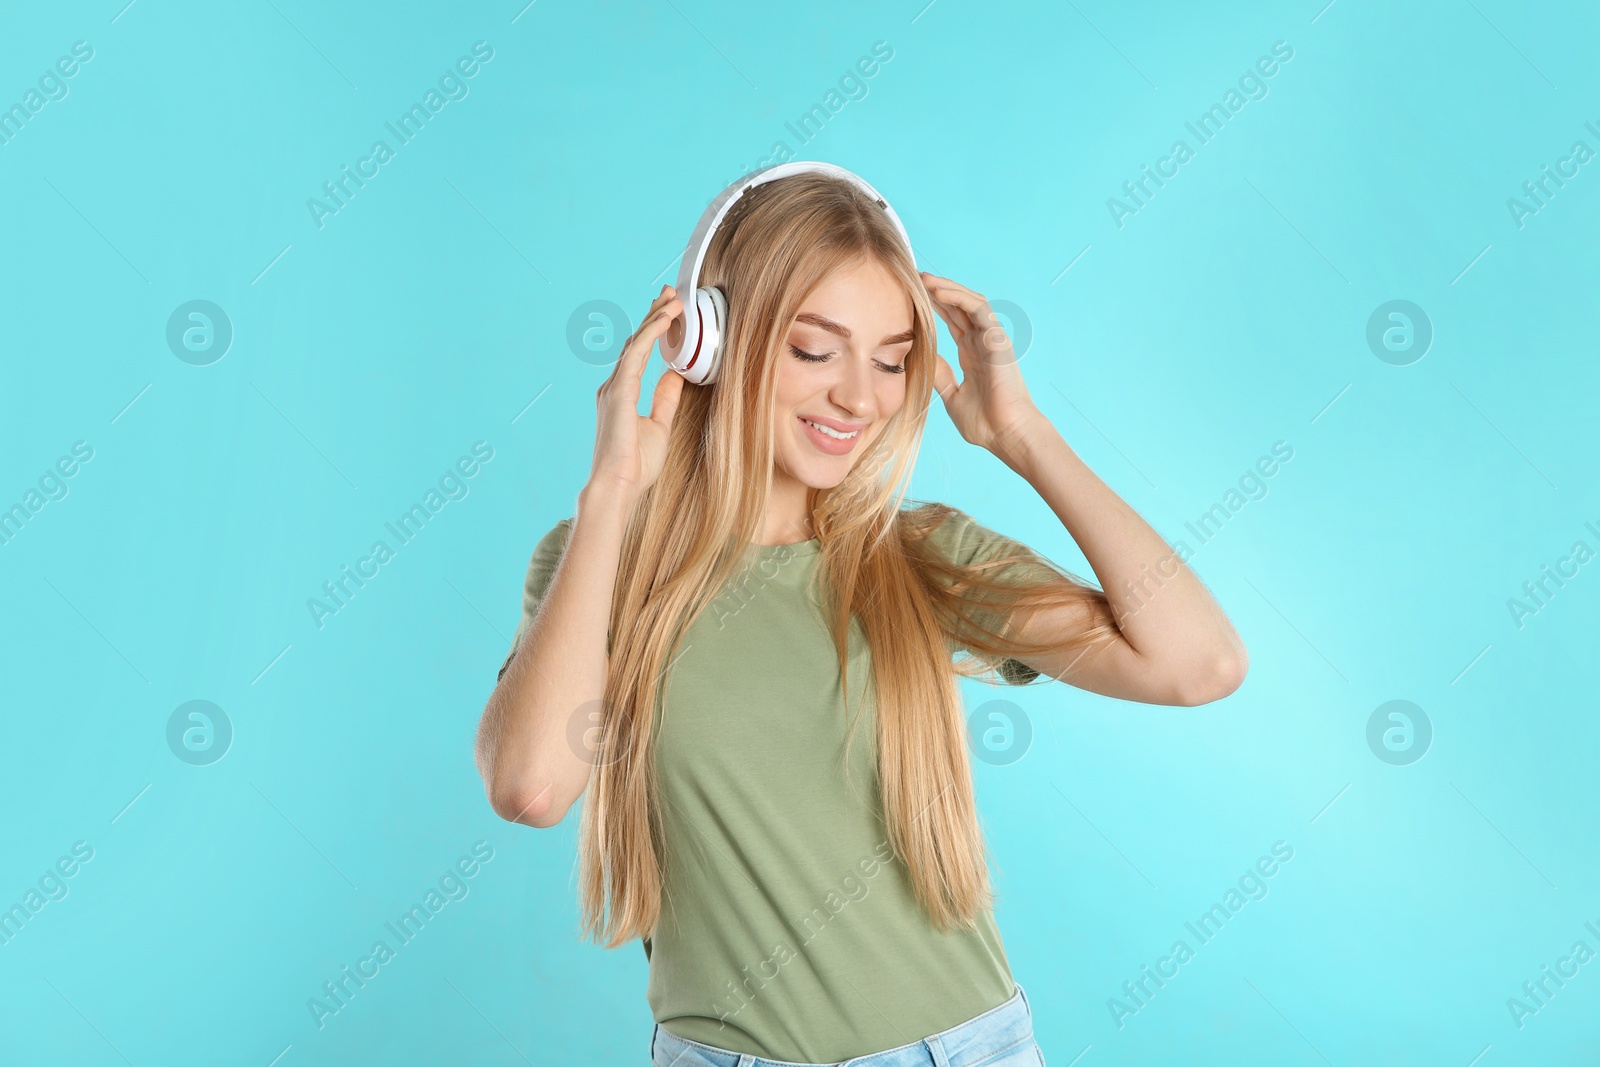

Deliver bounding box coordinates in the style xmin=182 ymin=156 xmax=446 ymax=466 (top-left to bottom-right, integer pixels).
xmin=771 ymin=256 xmax=914 ymax=492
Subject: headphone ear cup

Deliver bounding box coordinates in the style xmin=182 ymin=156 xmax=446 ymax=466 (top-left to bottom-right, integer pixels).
xmin=694 ymin=286 xmax=728 ymax=385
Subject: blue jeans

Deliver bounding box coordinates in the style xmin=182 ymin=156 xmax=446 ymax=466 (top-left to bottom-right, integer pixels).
xmin=649 ymin=982 xmax=1045 ymax=1067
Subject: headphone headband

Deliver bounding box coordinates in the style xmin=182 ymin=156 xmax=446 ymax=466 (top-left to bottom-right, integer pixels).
xmin=659 ymin=161 xmax=916 ymax=385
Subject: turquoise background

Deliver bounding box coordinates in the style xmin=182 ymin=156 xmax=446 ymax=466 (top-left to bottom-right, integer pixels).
xmin=2 ymin=0 xmax=1597 ymax=1063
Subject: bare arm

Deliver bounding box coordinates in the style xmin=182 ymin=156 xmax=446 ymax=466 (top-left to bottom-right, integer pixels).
xmin=997 ymin=424 xmax=1248 ymax=707
xmin=474 ymin=485 xmax=632 ymax=827
xmin=473 ymin=284 xmax=686 ymax=828
xmin=921 ymin=270 xmax=1247 ymax=707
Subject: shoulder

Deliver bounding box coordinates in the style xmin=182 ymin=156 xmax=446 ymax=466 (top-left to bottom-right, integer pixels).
xmin=501 ymin=517 xmax=576 ymax=681
xmin=520 ymin=516 xmax=575 ymax=595
xmin=901 ymin=502 xmax=1015 ymax=568
xmin=538 ymin=516 xmax=574 ymax=552
xmin=525 ymin=516 xmax=574 ymax=565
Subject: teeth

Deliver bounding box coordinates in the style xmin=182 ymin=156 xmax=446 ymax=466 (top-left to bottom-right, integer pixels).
xmin=803 ymin=418 xmax=858 ymax=440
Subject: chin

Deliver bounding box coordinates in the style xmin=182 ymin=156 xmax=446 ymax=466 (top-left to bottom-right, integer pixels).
xmin=808 ymin=466 xmax=852 ymax=491
xmin=780 ymin=455 xmax=851 ymax=491
xmin=783 ymin=422 xmax=877 ymax=489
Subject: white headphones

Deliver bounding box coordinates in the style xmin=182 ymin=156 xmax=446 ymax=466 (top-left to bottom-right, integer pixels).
xmin=658 ymin=161 xmax=917 ymax=386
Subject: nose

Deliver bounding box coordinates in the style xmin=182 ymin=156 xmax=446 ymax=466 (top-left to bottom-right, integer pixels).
xmin=829 ymin=353 xmax=874 ymax=419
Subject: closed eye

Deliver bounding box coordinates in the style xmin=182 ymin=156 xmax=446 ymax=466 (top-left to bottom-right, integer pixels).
xmin=788 ymin=345 xmax=907 ymax=374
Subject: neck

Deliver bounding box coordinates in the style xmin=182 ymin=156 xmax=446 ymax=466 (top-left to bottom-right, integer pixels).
xmin=757 ymin=468 xmax=815 ymax=546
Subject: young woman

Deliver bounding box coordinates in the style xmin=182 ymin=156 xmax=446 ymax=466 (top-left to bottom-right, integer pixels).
xmin=474 ymin=169 xmax=1247 ymax=1066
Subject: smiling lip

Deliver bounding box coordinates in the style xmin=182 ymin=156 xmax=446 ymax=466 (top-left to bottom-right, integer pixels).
xmin=801 ymin=414 xmax=866 ymax=433
xmin=798 ymin=414 xmax=865 ymax=455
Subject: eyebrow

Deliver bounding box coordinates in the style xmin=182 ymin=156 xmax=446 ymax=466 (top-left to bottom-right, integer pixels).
xmin=794 ymin=312 xmax=914 ymax=347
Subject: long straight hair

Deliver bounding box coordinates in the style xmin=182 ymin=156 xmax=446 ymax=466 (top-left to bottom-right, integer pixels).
xmin=578 ymin=171 xmax=1118 ymax=946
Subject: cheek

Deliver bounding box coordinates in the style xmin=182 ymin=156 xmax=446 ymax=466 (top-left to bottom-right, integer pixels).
xmin=773 ymin=362 xmax=823 ymax=413
xmin=878 ymin=376 xmax=908 ymax=417
xmin=860 ymin=380 xmax=906 ymax=447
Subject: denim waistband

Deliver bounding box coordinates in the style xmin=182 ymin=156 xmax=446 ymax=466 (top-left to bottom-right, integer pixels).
xmin=650 ymin=982 xmax=1035 ymax=1067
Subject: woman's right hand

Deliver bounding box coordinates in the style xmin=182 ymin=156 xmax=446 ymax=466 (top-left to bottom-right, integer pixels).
xmin=587 ymin=285 xmax=686 ymax=506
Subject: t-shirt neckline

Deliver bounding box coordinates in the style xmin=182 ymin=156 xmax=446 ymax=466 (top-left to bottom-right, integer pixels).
xmin=748 ymin=538 xmax=821 ymax=559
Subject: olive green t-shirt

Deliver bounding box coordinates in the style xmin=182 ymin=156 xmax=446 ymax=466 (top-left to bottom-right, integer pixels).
xmin=498 ymin=505 xmax=1056 ymax=1061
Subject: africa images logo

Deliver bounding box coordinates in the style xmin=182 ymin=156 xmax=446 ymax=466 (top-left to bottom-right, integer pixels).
xmin=307 ymin=42 xmax=495 ymax=230
xmin=306 ymin=842 xmax=494 ymax=1030
xmin=307 ymin=442 xmax=494 ymax=629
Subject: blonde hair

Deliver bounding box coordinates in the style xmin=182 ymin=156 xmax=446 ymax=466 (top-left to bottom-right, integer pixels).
xmin=580 ymin=170 xmax=1117 ymax=946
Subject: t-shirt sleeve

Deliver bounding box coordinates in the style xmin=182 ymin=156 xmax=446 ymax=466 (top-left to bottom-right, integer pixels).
xmin=497 ymin=517 xmax=574 ymax=683
xmin=926 ymin=507 xmax=1063 ymax=686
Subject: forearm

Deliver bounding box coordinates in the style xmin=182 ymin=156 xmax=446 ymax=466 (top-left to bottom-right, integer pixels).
xmin=997 ymin=415 xmax=1246 ymax=682
xmin=476 ymin=483 xmax=633 ymax=827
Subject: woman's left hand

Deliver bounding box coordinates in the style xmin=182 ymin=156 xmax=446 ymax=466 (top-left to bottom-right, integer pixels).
xmin=922 ymin=272 xmax=1047 ymax=460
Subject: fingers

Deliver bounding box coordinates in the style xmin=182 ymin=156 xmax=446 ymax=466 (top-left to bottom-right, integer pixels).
xmin=926 ymin=293 xmax=970 ymax=347
xmin=626 ymin=286 xmax=679 ymax=360
xmin=920 ymin=272 xmax=985 ymax=304
xmin=921 ymin=272 xmax=1012 ymax=361
xmin=648 ymin=356 xmax=686 ymax=429
xmin=921 ymin=271 xmax=993 ymax=320
xmin=921 ymin=274 xmax=981 ymax=341
xmin=603 ymin=286 xmax=682 ymax=399
xmin=931 ymin=352 xmax=959 ymax=401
